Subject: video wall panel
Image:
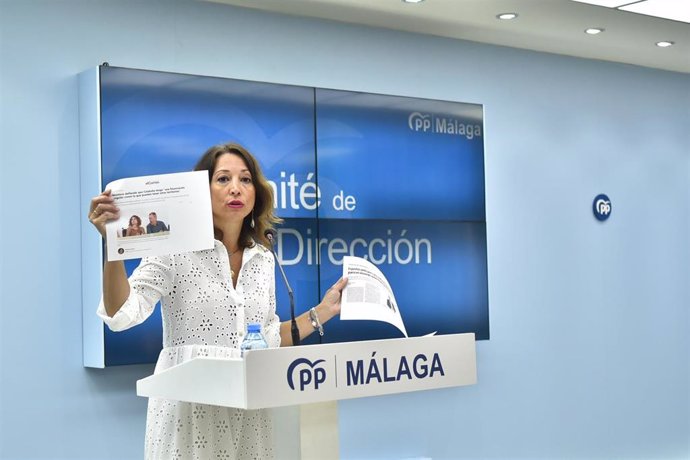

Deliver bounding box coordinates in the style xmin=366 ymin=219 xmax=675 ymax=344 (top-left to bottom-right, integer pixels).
xmin=82 ymin=66 xmax=488 ymax=366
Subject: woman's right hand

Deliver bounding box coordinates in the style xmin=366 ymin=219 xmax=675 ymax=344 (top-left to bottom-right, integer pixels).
xmin=88 ymin=190 xmax=119 ymax=238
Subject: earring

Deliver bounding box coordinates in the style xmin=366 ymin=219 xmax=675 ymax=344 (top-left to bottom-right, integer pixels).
xmin=250 ymin=212 xmax=255 ymax=229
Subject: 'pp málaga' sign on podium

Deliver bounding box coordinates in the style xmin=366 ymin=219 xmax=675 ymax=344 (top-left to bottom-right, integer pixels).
xmin=137 ymin=334 xmax=476 ymax=409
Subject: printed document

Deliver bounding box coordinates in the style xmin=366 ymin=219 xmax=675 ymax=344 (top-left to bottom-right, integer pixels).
xmin=104 ymin=171 xmax=214 ymax=261
xmin=341 ymin=256 xmax=408 ymax=337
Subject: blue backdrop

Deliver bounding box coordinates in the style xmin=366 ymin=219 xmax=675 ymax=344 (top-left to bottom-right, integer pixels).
xmin=98 ymin=66 xmax=487 ymax=365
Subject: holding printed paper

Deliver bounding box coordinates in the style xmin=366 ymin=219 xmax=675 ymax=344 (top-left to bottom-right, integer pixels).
xmin=88 ymin=142 xmax=348 ymax=459
xmin=341 ymin=255 xmax=408 ymax=337
xmin=104 ymin=171 xmax=214 ymax=261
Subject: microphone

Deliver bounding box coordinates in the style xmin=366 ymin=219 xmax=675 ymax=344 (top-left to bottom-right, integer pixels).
xmin=265 ymin=229 xmax=300 ymax=346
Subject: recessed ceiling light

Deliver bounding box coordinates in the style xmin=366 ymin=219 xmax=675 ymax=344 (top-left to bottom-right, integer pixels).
xmin=585 ymin=28 xmax=605 ymax=35
xmin=656 ymin=41 xmax=675 ymax=48
xmin=402 ymin=0 xmax=425 ymax=3
xmin=496 ymin=13 xmax=518 ymax=20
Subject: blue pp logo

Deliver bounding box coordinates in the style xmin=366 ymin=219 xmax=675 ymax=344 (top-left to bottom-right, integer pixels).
xmin=287 ymin=358 xmax=327 ymax=391
xmin=593 ymin=194 xmax=612 ymax=221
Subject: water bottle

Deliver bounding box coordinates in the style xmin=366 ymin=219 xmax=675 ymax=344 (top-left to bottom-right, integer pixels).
xmin=240 ymin=323 xmax=269 ymax=357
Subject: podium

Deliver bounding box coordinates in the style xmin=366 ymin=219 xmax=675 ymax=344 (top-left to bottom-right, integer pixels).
xmin=137 ymin=333 xmax=477 ymax=408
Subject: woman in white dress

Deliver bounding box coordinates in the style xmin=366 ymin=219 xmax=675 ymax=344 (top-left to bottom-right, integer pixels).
xmin=88 ymin=143 xmax=347 ymax=459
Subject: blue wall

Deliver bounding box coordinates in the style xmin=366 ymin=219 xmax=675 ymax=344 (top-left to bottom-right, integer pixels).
xmin=1 ymin=1 xmax=688 ymax=459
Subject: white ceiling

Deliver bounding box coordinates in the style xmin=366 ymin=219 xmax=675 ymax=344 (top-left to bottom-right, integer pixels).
xmin=204 ymin=0 xmax=690 ymax=74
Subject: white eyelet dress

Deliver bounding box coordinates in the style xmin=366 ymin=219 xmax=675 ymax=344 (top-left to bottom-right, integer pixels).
xmin=97 ymin=241 xmax=281 ymax=460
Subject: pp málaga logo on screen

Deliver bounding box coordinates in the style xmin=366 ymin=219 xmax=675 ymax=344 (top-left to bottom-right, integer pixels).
xmin=287 ymin=357 xmax=327 ymax=391
xmin=408 ymin=112 xmax=482 ymax=140
xmin=593 ymin=194 xmax=612 ymax=221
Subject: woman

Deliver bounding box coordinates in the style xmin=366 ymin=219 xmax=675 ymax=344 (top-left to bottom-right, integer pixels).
xmin=88 ymin=142 xmax=346 ymax=460
xmin=126 ymin=214 xmax=145 ymax=236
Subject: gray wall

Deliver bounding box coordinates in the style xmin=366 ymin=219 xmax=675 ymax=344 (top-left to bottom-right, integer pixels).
xmin=1 ymin=1 xmax=688 ymax=458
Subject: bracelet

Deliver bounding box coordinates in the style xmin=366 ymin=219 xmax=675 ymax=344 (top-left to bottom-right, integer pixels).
xmin=309 ymin=307 xmax=324 ymax=336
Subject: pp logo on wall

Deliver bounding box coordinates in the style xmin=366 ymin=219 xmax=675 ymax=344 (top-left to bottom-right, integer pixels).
xmin=593 ymin=194 xmax=612 ymax=221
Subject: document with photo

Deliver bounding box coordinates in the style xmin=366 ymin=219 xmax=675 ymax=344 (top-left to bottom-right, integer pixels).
xmin=341 ymin=256 xmax=408 ymax=337
xmin=105 ymin=171 xmax=214 ymax=261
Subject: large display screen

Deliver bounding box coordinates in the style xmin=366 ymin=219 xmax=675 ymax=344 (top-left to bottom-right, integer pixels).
xmin=95 ymin=66 xmax=488 ymax=365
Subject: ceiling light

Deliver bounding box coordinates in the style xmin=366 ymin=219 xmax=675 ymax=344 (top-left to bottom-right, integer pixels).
xmin=402 ymin=0 xmax=425 ymax=3
xmin=656 ymin=41 xmax=675 ymax=47
xmin=585 ymin=28 xmax=605 ymax=34
xmin=571 ymin=0 xmax=630 ymax=7
xmin=620 ymin=1 xmax=690 ymax=24
xmin=496 ymin=13 xmax=518 ymax=20
xmin=572 ymin=0 xmax=690 ymax=24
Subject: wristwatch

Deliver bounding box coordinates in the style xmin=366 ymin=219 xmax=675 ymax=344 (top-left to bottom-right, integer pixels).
xmin=309 ymin=307 xmax=324 ymax=336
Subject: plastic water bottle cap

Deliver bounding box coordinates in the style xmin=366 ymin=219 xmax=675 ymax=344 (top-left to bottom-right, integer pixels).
xmin=247 ymin=323 xmax=261 ymax=333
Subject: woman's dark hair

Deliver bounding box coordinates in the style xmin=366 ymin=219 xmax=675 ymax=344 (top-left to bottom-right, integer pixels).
xmin=194 ymin=142 xmax=281 ymax=249
xmin=129 ymin=215 xmax=142 ymax=227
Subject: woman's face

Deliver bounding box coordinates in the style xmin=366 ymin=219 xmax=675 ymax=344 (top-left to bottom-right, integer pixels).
xmin=210 ymin=153 xmax=256 ymax=228
xmin=130 ymin=216 xmax=138 ymax=226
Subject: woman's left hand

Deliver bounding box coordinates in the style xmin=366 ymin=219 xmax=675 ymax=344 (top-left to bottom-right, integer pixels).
xmin=321 ymin=277 xmax=348 ymax=316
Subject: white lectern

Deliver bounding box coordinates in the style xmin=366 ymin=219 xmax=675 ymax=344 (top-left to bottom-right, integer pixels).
xmin=137 ymin=333 xmax=476 ymax=408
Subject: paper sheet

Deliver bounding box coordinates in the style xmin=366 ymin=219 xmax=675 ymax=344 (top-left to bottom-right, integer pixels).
xmin=340 ymin=256 xmax=408 ymax=337
xmin=104 ymin=171 xmax=214 ymax=261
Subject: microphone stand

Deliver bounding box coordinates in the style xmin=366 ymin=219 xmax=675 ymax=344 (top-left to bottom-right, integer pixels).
xmin=266 ymin=232 xmax=300 ymax=346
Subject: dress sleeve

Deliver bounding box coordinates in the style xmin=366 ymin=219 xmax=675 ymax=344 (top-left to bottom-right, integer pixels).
xmin=97 ymin=255 xmax=175 ymax=332
xmin=263 ymin=254 xmax=282 ymax=347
